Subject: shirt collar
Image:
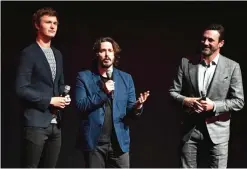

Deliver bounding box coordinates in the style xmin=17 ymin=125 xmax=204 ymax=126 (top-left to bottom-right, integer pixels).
xmin=201 ymin=53 xmax=220 ymax=67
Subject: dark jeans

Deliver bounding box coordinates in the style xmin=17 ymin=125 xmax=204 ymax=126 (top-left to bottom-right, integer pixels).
xmin=22 ymin=123 xmax=61 ymax=168
xmin=180 ymin=124 xmax=228 ymax=168
xmin=84 ymin=142 xmax=129 ymax=168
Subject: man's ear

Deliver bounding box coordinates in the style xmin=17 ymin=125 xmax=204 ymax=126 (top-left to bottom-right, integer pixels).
xmin=35 ymin=23 xmax=40 ymax=30
xmin=219 ymin=40 xmax=224 ymax=48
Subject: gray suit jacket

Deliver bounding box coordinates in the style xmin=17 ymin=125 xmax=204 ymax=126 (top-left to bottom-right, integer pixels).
xmin=169 ymin=54 xmax=244 ymax=144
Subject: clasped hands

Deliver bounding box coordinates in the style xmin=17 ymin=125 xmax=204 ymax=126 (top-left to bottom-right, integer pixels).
xmin=183 ymin=97 xmax=214 ymax=113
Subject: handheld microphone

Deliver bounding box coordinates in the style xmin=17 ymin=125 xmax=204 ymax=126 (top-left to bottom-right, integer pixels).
xmin=61 ymin=85 xmax=71 ymax=97
xmin=106 ymin=69 xmax=113 ymax=80
xmin=57 ymin=85 xmax=71 ymax=112
xmin=55 ymin=85 xmax=71 ymax=124
xmin=106 ymin=69 xmax=114 ymax=98
xmin=201 ymin=91 xmax=206 ymax=101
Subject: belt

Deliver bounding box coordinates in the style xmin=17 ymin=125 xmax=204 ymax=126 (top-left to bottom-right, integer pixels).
xmin=206 ymin=112 xmax=230 ymax=124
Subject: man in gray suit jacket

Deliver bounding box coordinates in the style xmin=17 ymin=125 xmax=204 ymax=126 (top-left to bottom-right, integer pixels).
xmin=169 ymin=24 xmax=244 ymax=168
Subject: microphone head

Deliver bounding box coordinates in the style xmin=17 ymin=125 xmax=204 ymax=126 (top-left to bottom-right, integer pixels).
xmin=106 ymin=69 xmax=113 ymax=80
xmin=64 ymin=85 xmax=71 ymax=95
xmin=201 ymin=91 xmax=206 ymax=97
xmin=201 ymin=91 xmax=206 ymax=100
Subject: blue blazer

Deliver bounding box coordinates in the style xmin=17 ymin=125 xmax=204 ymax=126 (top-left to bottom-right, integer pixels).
xmin=75 ymin=67 xmax=142 ymax=152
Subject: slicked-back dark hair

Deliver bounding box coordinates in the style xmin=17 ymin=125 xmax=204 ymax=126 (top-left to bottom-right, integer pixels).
xmin=204 ymin=23 xmax=225 ymax=41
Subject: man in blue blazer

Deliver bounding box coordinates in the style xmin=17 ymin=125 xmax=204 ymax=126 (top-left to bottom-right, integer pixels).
xmin=75 ymin=37 xmax=150 ymax=168
xmin=15 ymin=7 xmax=71 ymax=168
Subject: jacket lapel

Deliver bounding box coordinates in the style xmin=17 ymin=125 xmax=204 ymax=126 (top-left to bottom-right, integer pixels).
xmin=91 ymin=67 xmax=120 ymax=112
xmin=34 ymin=43 xmax=54 ymax=83
xmin=92 ymin=70 xmax=106 ymax=111
xmin=112 ymin=68 xmax=119 ymax=117
xmin=112 ymin=68 xmax=119 ymax=100
xmin=207 ymin=55 xmax=226 ymax=98
xmin=188 ymin=59 xmax=200 ymax=96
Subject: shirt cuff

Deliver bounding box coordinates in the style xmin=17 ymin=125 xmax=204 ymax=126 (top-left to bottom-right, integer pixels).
xmin=213 ymin=101 xmax=217 ymax=112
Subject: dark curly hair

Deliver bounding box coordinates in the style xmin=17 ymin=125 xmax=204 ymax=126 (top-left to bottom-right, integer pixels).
xmin=92 ymin=37 xmax=121 ymax=67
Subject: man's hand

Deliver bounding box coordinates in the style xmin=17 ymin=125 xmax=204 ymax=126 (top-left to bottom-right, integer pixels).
xmin=183 ymin=97 xmax=204 ymax=113
xmin=135 ymin=91 xmax=150 ymax=109
xmin=50 ymin=97 xmax=67 ymax=109
xmin=104 ymin=80 xmax=115 ymax=94
xmin=65 ymin=95 xmax=71 ymax=106
xmin=198 ymin=97 xmax=214 ymax=112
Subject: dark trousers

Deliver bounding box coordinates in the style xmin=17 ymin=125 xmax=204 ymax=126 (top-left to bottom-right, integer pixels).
xmin=22 ymin=123 xmax=61 ymax=168
xmin=180 ymin=124 xmax=228 ymax=168
xmin=84 ymin=142 xmax=129 ymax=168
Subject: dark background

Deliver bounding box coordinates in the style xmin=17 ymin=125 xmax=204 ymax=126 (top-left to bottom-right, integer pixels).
xmin=2 ymin=1 xmax=247 ymax=168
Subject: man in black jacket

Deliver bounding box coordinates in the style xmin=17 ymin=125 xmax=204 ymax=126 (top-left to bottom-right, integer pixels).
xmin=16 ymin=7 xmax=71 ymax=168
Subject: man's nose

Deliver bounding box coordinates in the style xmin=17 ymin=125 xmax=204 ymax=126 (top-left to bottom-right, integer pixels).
xmin=50 ymin=23 xmax=56 ymax=29
xmin=204 ymin=39 xmax=209 ymax=45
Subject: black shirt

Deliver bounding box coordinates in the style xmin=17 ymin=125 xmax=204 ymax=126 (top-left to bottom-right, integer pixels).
xmin=98 ymin=75 xmax=113 ymax=142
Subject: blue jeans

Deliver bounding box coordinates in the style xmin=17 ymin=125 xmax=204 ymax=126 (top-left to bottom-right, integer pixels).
xmin=180 ymin=126 xmax=228 ymax=168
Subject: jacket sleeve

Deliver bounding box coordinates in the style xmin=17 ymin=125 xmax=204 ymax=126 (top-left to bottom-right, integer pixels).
xmin=125 ymin=74 xmax=143 ymax=118
xmin=169 ymin=58 xmax=186 ymax=105
xmin=15 ymin=51 xmax=51 ymax=111
xmin=214 ymin=63 xmax=245 ymax=115
xmin=75 ymin=73 xmax=109 ymax=113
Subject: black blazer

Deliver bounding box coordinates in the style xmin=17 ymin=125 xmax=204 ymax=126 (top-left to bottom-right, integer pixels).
xmin=16 ymin=42 xmax=65 ymax=128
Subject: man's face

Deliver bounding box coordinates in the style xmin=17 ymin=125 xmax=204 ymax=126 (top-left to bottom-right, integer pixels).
xmin=200 ymin=30 xmax=224 ymax=57
xmin=98 ymin=42 xmax=115 ymax=68
xmin=36 ymin=15 xmax=58 ymax=39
